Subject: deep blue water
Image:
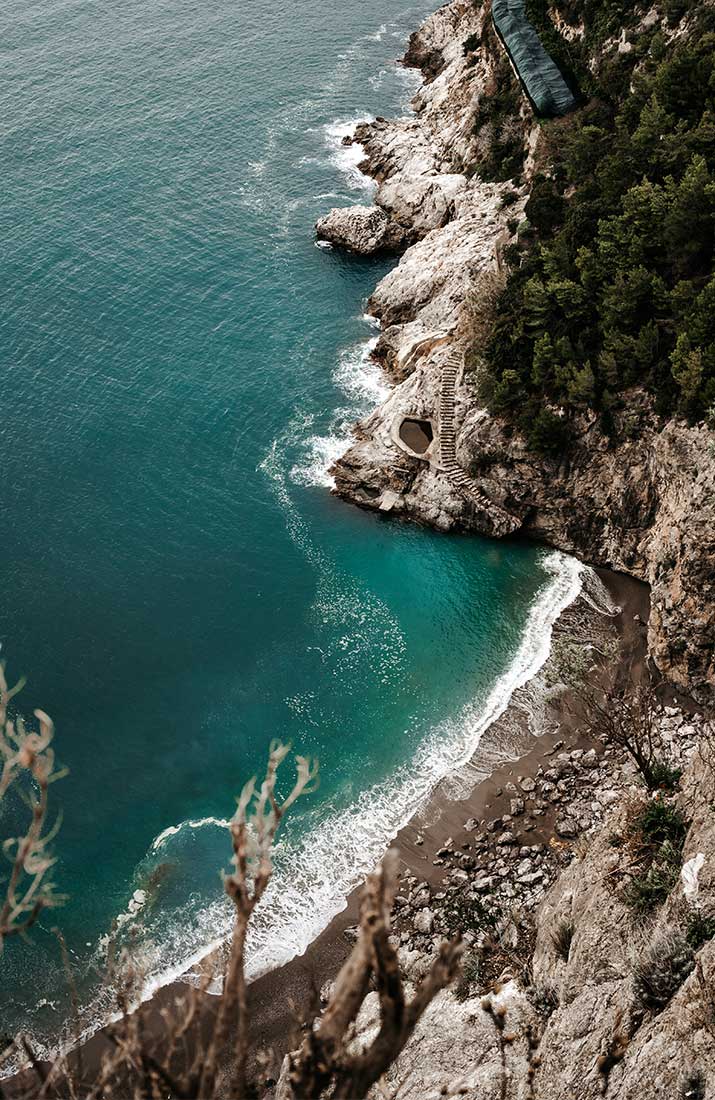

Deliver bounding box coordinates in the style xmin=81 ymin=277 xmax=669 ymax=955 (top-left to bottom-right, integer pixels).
xmin=0 ymin=0 xmax=580 ymax=1053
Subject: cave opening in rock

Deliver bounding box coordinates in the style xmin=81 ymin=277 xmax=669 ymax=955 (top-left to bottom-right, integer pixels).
xmin=399 ymin=418 xmax=433 ymax=455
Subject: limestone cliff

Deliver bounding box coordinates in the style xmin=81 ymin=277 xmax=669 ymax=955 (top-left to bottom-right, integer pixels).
xmin=317 ymin=0 xmax=715 ymax=700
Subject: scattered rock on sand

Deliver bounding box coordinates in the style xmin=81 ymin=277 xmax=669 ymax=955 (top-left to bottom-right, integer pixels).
xmin=414 ymin=908 xmax=435 ymax=934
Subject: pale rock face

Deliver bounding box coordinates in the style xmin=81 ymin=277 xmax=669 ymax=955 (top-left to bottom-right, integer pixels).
xmin=458 ymin=409 xmax=715 ymax=696
xmin=274 ymin=720 xmax=715 ymax=1100
xmin=413 ymin=907 xmax=435 ymax=934
xmin=355 ymin=981 xmax=539 ymax=1100
xmin=315 ymin=204 xmax=403 ymax=254
xmin=342 ymin=752 xmax=715 ymax=1100
xmin=527 ymin=760 xmax=715 ymax=1099
xmin=368 ymin=187 xmax=510 ymax=332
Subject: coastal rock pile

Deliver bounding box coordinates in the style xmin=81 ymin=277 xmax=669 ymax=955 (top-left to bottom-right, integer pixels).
xmin=391 ymin=707 xmax=704 ymax=960
xmin=315 ymin=204 xmax=406 ymax=255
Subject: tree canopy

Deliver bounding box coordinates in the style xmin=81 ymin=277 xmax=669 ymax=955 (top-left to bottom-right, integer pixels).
xmin=480 ymin=2 xmax=715 ymax=450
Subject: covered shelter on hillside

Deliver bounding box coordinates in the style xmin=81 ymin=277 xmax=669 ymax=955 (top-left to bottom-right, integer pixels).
xmin=492 ymin=0 xmax=577 ymax=117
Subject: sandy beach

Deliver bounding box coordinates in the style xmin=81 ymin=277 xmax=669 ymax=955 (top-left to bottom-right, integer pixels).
xmin=240 ymin=567 xmax=650 ymax=1080
xmin=8 ymin=565 xmax=651 ymax=1094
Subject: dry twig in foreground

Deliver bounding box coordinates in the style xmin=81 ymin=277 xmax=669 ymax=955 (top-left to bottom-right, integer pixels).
xmin=285 ymin=848 xmax=463 ymax=1100
xmin=0 ymin=664 xmax=65 ymax=945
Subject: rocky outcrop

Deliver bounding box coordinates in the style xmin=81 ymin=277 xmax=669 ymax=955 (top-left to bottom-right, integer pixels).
xmin=529 ymin=734 xmax=715 ymax=1099
xmin=315 ymin=204 xmax=407 ymax=254
xmin=335 ymin=368 xmax=715 ymax=696
xmin=459 ymin=405 xmax=715 ymax=696
xmin=316 ymin=0 xmax=715 ymax=699
xmin=328 ymin=182 xmax=523 ymax=536
xmin=359 ymin=980 xmax=537 ymax=1099
xmin=276 ymin=705 xmax=715 ymax=1099
xmin=342 ymin=711 xmax=715 ymax=1099
xmin=314 ymin=0 xmax=530 ymax=255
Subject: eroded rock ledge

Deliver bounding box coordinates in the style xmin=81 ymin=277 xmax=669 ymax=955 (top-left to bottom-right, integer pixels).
xmin=315 ymin=0 xmax=715 ymax=700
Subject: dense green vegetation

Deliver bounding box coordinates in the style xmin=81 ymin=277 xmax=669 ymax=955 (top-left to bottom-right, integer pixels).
xmin=622 ymin=797 xmax=688 ymax=912
xmin=471 ymin=28 xmax=528 ymax=182
xmin=479 ymin=2 xmax=715 ymax=451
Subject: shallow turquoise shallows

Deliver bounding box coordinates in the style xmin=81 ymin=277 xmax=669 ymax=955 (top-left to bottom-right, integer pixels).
xmin=0 ymin=0 xmax=579 ymax=1054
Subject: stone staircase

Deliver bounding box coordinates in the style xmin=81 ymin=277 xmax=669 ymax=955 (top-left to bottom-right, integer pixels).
xmin=439 ymin=351 xmax=518 ymax=531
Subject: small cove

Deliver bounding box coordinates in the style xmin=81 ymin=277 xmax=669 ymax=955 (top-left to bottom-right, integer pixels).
xmin=0 ymin=0 xmax=579 ymax=1059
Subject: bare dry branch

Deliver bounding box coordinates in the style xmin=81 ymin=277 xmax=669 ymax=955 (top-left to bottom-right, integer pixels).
xmin=288 ymin=849 xmax=463 ymax=1100
xmin=576 ymin=683 xmax=674 ymax=790
xmin=197 ymin=742 xmax=318 ymax=1100
xmin=0 ymin=667 xmax=65 ymax=946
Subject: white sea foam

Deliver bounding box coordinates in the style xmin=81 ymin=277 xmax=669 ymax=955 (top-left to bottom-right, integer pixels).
xmin=151 ymin=815 xmax=230 ymax=851
xmin=146 ymin=549 xmax=585 ymax=992
xmin=290 ymin=335 xmax=385 ymax=489
xmin=6 ymin=501 xmax=586 ymax=1080
xmin=290 ymin=426 xmax=351 ymax=489
xmin=334 ymin=336 xmax=384 ymax=402
xmin=367 ymin=22 xmax=388 ymax=42
xmin=243 ymin=449 xmax=585 ymax=983
xmin=323 ymin=117 xmax=375 ymax=192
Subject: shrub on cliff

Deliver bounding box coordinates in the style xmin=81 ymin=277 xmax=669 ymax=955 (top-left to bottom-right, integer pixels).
xmin=622 ymin=797 xmax=689 ymax=912
xmin=581 ymin=683 xmax=683 ymax=792
xmin=526 ymin=407 xmax=571 ymax=456
xmin=632 ymin=925 xmax=695 ymax=1011
xmin=473 ymin=32 xmax=527 ymax=183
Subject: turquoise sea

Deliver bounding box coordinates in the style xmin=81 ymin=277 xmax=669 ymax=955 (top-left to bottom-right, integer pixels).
xmin=0 ymin=0 xmax=582 ymax=1056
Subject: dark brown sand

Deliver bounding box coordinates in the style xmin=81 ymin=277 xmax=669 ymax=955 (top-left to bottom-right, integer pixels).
xmin=10 ymin=568 xmax=651 ymax=1092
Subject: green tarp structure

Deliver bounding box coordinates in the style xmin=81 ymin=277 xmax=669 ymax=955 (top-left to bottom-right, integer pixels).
xmin=492 ymin=0 xmax=577 ymax=117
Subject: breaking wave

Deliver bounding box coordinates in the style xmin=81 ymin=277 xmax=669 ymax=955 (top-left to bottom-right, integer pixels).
xmin=289 ymin=335 xmax=386 ymax=489
xmin=323 ymin=117 xmax=375 ymax=192
xmin=111 ymin=547 xmax=584 ymax=1006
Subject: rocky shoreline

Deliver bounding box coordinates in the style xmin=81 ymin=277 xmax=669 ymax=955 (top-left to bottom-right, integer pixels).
xmin=281 ymin=5 xmax=715 ymax=1087
xmin=258 ymin=565 xmax=715 ymax=1098
xmin=315 ymin=0 xmax=714 ymax=701
xmin=12 ymin=4 xmax=713 ymax=1094
xmin=33 ymin=565 xmax=642 ymax=1094
xmin=245 ymin=566 xmax=648 ymax=1074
